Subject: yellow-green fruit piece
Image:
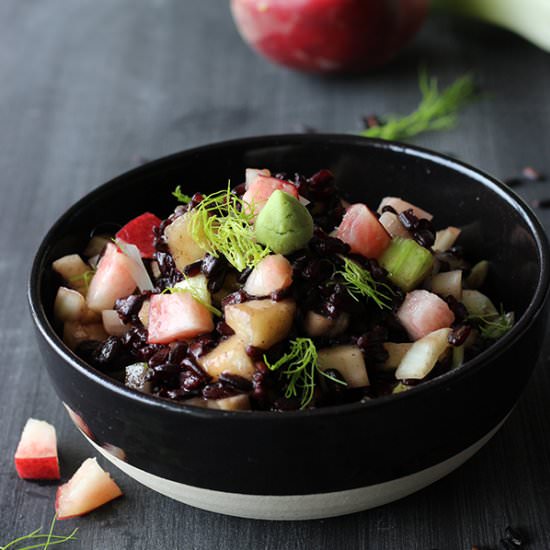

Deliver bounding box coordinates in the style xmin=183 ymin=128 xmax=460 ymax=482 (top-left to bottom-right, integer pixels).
xmin=254 ymin=190 xmax=314 ymax=255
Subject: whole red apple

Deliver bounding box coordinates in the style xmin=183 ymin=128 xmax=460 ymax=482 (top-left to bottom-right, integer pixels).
xmin=230 ymin=0 xmax=429 ymax=73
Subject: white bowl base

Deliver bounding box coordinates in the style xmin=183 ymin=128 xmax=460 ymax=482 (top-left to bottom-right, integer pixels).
xmin=81 ymin=416 xmax=507 ymax=520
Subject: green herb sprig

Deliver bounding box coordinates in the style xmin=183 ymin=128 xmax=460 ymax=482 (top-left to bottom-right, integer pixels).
xmin=1 ymin=515 xmax=78 ymax=549
xmin=172 ymin=185 xmax=192 ymax=204
xmin=361 ymin=71 xmax=477 ymax=142
xmin=265 ymin=338 xmax=346 ymax=409
xmin=188 ymin=185 xmax=270 ymax=271
xmin=163 ymin=283 xmax=222 ymax=317
xmin=336 ymin=256 xmax=393 ymax=310
xmin=470 ymin=308 xmax=514 ymax=340
xmin=68 ymin=269 xmax=95 ymax=291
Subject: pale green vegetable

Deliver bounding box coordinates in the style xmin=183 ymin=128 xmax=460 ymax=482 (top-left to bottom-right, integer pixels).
xmin=435 ymin=0 xmax=550 ymax=52
xmin=174 ymin=274 xmax=212 ymax=307
xmin=255 ymin=191 xmax=314 ymax=255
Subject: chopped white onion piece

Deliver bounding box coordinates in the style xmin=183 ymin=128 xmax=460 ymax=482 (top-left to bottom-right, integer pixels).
xmin=102 ymin=309 xmax=131 ymax=337
xmin=298 ymin=194 xmax=311 ymax=206
xmin=88 ymin=254 xmax=100 ymax=270
xmin=115 ymin=239 xmax=154 ymax=292
xmin=395 ymin=328 xmax=451 ymax=380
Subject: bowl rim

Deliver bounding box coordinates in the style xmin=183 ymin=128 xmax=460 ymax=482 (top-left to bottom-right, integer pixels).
xmin=28 ymin=133 xmax=550 ymax=421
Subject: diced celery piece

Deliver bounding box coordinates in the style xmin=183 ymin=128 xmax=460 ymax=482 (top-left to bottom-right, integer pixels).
xmin=451 ymin=345 xmax=464 ymax=369
xmin=379 ymin=237 xmax=434 ymax=291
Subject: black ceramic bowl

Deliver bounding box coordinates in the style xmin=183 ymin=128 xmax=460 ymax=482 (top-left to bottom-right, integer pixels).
xmin=29 ymin=135 xmax=550 ymax=520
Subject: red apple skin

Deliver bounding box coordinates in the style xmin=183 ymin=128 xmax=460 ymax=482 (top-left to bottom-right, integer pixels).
xmin=14 ymin=418 xmax=60 ymax=480
xmin=15 ymin=457 xmax=60 ymax=480
xmin=230 ymin=0 xmax=429 ymax=73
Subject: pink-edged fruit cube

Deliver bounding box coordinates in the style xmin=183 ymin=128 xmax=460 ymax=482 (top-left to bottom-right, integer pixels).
xmin=14 ymin=418 xmax=60 ymax=480
xmin=397 ymin=289 xmax=455 ymax=341
xmin=242 ymin=175 xmax=299 ymax=217
xmin=115 ymin=212 xmax=161 ymax=259
xmin=244 ymin=254 xmax=293 ymax=296
xmin=56 ymin=458 xmax=122 ymax=519
xmin=87 ymin=243 xmax=137 ymax=312
xmin=147 ymin=292 xmax=214 ymax=344
xmin=336 ymin=203 xmax=391 ymax=259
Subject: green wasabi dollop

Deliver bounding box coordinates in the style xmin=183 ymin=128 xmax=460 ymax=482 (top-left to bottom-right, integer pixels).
xmin=255 ymin=190 xmax=314 ymax=255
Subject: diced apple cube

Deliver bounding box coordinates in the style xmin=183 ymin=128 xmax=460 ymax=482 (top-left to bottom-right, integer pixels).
xmin=462 ymin=289 xmax=498 ymax=318
xmin=224 ymin=299 xmax=296 ymax=349
xmin=303 ymin=311 xmax=349 ymax=338
xmin=164 ymin=213 xmax=206 ymax=272
xmin=52 ymin=254 xmax=92 ymax=296
xmin=54 ymin=287 xmax=87 ymax=322
xmin=86 ymin=243 xmax=137 ymax=312
xmin=395 ymin=328 xmax=452 ymax=380
xmin=336 ymin=203 xmax=391 ymax=259
xmin=14 ymin=419 xmax=60 ymax=480
xmin=63 ymin=322 xmax=108 ymax=351
xmin=244 ymin=254 xmax=293 ymax=296
xmin=382 ymin=342 xmax=413 ymax=370
xmin=198 ymin=335 xmax=256 ymax=380
xmin=245 ymin=168 xmax=270 ymax=188
xmin=396 ymin=290 xmax=455 ymax=341
xmin=147 ymin=292 xmax=214 ymax=344
xmin=55 ymin=458 xmax=122 ymax=520
xmin=138 ymin=300 xmax=150 ymax=328
xmin=377 ymin=197 xmax=433 ymax=221
xmin=317 ymin=345 xmax=369 ymax=388
xmin=242 ymin=175 xmax=299 ymax=217
xmin=102 ymin=310 xmax=131 ymax=337
xmin=433 ymin=226 xmax=461 ymax=252
xmin=115 ymin=212 xmax=161 ymax=259
xmin=430 ymin=270 xmax=462 ymax=300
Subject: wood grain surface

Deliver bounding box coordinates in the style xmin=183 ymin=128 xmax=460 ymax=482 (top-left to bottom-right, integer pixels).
xmin=1 ymin=1 xmax=550 ymax=548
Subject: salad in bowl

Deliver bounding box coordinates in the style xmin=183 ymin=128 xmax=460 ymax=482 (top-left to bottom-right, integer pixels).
xmin=51 ymin=167 xmax=513 ymax=412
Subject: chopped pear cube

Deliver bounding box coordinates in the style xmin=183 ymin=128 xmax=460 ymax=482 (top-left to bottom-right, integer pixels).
xmin=164 ymin=213 xmax=205 ymax=272
xmin=225 ymin=299 xmax=296 ymax=349
xmin=198 ymin=335 xmax=256 ymax=380
xmin=433 ymin=226 xmax=461 ymax=252
xmin=382 ymin=342 xmax=413 ymax=370
xmin=430 ymin=270 xmax=462 ymax=300
xmin=52 ymin=254 xmax=92 ymax=296
xmin=317 ymin=345 xmax=369 ymax=388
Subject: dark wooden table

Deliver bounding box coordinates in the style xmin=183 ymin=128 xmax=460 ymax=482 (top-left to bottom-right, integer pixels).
xmin=1 ymin=1 xmax=550 ymax=548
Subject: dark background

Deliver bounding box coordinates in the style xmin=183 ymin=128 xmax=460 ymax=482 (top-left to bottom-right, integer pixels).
xmin=1 ymin=1 xmax=550 ymax=548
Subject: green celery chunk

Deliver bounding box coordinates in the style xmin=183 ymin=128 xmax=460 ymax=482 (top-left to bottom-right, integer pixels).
xmin=379 ymin=237 xmax=434 ymax=291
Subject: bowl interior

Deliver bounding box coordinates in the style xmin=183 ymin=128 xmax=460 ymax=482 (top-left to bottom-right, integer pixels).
xmin=32 ymin=134 xmax=547 ymax=400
